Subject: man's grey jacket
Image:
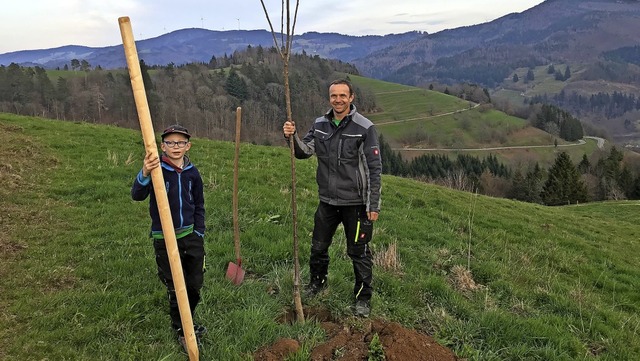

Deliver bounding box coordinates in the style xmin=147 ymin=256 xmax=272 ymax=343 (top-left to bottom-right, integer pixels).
xmin=289 ymin=105 xmax=382 ymax=213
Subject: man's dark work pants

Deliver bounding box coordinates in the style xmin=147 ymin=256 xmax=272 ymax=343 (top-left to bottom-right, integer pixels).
xmin=310 ymin=202 xmax=373 ymax=301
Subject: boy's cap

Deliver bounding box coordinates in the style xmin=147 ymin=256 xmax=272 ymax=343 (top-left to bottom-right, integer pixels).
xmin=161 ymin=124 xmax=191 ymax=139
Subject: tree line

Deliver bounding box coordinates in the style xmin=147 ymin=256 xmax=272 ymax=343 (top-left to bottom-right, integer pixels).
xmin=530 ymin=90 xmax=640 ymax=132
xmin=0 ymin=46 xmax=369 ymax=145
xmin=381 ymin=131 xmax=640 ymax=204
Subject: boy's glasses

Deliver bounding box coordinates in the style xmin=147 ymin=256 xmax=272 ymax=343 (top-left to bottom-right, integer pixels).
xmin=163 ymin=140 xmax=189 ymax=148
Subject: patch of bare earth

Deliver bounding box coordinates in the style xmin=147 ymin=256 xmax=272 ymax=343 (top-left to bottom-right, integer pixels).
xmin=254 ymin=307 xmax=458 ymax=361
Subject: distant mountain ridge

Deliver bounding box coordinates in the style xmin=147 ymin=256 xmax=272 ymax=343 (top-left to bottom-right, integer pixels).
xmin=0 ymin=29 xmax=424 ymax=69
xmin=355 ymin=0 xmax=640 ymax=85
xmin=5 ymin=0 xmax=639 ymax=87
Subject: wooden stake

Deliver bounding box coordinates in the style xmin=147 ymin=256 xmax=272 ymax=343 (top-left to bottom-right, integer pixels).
xmin=118 ymin=16 xmax=199 ymax=360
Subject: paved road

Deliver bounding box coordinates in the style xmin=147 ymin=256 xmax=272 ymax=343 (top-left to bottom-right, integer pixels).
xmin=394 ymin=139 xmax=585 ymax=152
xmin=394 ymin=137 xmax=606 ymax=152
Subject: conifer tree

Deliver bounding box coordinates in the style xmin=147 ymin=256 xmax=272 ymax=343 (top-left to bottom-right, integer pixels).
xmin=525 ymin=163 xmax=544 ymax=204
xmin=526 ymin=69 xmax=535 ymax=81
xmin=508 ymin=169 xmax=527 ymax=201
xmin=379 ymin=134 xmax=405 ymax=176
xmin=224 ymin=70 xmax=248 ymax=100
xmin=577 ymin=154 xmax=590 ymax=174
xmin=564 ymin=65 xmax=571 ymax=80
xmin=618 ymin=166 xmax=634 ymax=199
xmin=542 ymin=152 xmax=588 ymax=205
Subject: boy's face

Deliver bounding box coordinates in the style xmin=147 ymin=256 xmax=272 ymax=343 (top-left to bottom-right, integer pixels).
xmin=161 ymin=133 xmax=191 ymax=163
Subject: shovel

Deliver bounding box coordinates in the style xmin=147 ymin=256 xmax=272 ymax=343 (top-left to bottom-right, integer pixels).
xmin=226 ymin=107 xmax=245 ymax=285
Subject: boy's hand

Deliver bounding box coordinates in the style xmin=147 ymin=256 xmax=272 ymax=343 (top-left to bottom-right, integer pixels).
xmin=283 ymin=121 xmax=296 ymax=138
xmin=142 ymin=152 xmax=160 ymax=177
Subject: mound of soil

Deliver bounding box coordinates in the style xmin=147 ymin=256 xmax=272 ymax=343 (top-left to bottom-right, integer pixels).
xmin=254 ymin=307 xmax=458 ymax=361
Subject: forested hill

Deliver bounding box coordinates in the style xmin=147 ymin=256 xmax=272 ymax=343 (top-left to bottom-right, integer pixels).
xmin=0 ymin=46 xmax=374 ymax=145
xmin=354 ymin=0 xmax=640 ymax=87
xmin=347 ymin=0 xmax=640 ymax=144
xmin=0 ymin=29 xmax=423 ymax=70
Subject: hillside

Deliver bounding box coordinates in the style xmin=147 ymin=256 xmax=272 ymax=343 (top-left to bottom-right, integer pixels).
xmin=356 ymin=0 xmax=640 ymax=84
xmin=352 ymin=0 xmax=640 ymax=143
xmin=1 ymin=54 xmax=593 ymax=169
xmin=2 ymin=114 xmax=640 ymax=360
xmin=493 ymin=61 xmax=640 ymax=143
xmin=348 ymin=75 xmax=600 ymax=166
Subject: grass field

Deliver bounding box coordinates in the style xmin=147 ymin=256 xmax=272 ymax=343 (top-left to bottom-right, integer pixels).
xmin=347 ymin=74 xmax=598 ymax=168
xmin=2 ymin=114 xmax=640 ymax=360
xmin=497 ymin=63 xmax=589 ymax=97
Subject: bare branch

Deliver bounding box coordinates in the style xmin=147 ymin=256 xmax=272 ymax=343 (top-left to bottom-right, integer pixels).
xmin=288 ymin=0 xmax=300 ymax=56
xmin=281 ymin=0 xmax=285 ymax=48
xmin=259 ymin=0 xmax=284 ymax=58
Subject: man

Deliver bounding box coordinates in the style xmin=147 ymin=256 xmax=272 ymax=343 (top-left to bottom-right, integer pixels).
xmin=283 ymin=79 xmax=382 ymax=317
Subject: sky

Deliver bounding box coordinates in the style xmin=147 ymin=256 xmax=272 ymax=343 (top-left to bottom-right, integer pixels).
xmin=1 ymin=0 xmax=545 ymax=54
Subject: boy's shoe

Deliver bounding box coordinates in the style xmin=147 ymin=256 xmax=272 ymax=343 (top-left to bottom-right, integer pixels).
xmin=304 ymin=278 xmax=327 ymax=298
xmin=194 ymin=324 xmax=207 ymax=346
xmin=177 ymin=335 xmax=188 ymax=352
xmin=194 ymin=324 xmax=208 ymax=338
xmin=176 ymin=325 xmax=207 ymax=350
xmin=353 ymin=300 xmax=371 ymax=318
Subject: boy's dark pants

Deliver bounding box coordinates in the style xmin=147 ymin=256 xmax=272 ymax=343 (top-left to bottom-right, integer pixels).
xmin=153 ymin=232 xmax=205 ymax=332
xmin=310 ymin=202 xmax=374 ymax=301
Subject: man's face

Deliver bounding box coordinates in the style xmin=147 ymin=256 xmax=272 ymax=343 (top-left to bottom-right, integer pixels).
xmin=329 ymin=83 xmax=354 ymax=118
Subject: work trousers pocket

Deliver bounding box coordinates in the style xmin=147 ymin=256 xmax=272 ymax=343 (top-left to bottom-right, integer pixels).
xmin=354 ymin=218 xmax=373 ymax=245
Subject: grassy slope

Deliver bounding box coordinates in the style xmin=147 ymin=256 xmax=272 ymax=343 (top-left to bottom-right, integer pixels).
xmin=348 ymin=74 xmax=599 ymax=166
xmin=2 ymin=114 xmax=640 ymax=360
xmin=493 ymin=63 xmax=640 ymax=108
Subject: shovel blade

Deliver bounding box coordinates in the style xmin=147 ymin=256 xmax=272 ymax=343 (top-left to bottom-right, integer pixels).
xmin=226 ymin=261 xmax=245 ymax=285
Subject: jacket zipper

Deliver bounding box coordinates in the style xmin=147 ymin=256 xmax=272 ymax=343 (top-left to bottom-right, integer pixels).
xmin=177 ymin=173 xmax=184 ymax=227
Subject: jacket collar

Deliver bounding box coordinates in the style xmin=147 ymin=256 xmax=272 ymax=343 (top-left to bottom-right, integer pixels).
xmin=324 ymin=104 xmax=357 ymax=123
xmin=161 ymin=153 xmax=191 ymax=173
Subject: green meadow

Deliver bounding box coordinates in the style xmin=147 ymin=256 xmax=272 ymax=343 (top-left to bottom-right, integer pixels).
xmin=348 ymin=74 xmax=601 ymax=167
xmin=2 ymin=114 xmax=640 ymax=360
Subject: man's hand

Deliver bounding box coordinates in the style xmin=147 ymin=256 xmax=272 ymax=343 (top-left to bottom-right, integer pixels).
xmin=367 ymin=212 xmax=379 ymax=221
xmin=142 ymin=152 xmax=160 ymax=177
xmin=283 ymin=121 xmax=296 ymax=138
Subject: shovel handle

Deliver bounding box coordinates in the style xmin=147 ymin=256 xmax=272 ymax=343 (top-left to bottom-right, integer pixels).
xmin=233 ymin=107 xmax=242 ymax=260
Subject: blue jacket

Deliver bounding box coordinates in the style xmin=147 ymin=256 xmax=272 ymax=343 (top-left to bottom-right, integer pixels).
xmin=289 ymin=105 xmax=382 ymax=212
xmin=131 ymin=154 xmax=205 ymax=239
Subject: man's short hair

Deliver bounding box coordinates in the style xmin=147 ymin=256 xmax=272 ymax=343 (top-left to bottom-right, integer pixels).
xmin=330 ymin=79 xmax=354 ymax=96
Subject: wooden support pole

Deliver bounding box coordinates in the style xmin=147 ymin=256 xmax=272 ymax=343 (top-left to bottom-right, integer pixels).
xmin=118 ymin=16 xmax=199 ymax=360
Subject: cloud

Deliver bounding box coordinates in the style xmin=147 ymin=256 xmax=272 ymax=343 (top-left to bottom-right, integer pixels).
xmin=0 ymin=0 xmax=545 ymax=53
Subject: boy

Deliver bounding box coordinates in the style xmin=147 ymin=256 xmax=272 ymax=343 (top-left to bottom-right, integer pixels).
xmin=131 ymin=124 xmax=207 ymax=349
